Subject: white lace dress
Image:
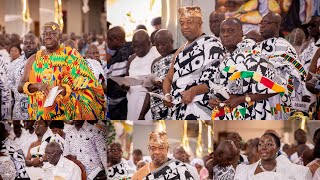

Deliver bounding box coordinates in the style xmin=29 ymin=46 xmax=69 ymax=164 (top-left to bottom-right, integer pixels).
xmin=0 ymin=155 xmax=16 ymax=180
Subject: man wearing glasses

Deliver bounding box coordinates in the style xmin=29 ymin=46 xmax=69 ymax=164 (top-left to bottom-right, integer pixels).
xmin=259 ymin=12 xmax=308 ymax=120
xmin=131 ymin=131 xmax=199 ymax=180
xmin=18 ymin=22 xmax=106 ymax=120
xmin=107 ymin=142 xmax=135 ymax=179
xmin=42 ymin=142 xmax=81 ymax=180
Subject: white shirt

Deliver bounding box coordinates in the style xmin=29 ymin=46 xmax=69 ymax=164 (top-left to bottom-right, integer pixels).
xmin=14 ymin=129 xmax=37 ymax=156
xmin=86 ymin=58 xmax=106 ymax=82
xmin=42 ymin=156 xmax=82 ymax=180
xmin=63 ymin=121 xmax=107 ymax=176
xmin=128 ymin=46 xmax=160 ymax=76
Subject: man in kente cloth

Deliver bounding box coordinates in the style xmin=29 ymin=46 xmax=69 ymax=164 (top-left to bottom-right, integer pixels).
xmin=18 ymin=22 xmax=106 ymax=120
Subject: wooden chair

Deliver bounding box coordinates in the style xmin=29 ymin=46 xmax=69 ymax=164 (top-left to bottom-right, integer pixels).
xmin=65 ymin=156 xmax=87 ymax=180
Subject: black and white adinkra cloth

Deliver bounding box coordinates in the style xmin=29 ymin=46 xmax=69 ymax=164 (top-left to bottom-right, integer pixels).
xmin=0 ymin=49 xmax=12 ymax=120
xmin=144 ymin=159 xmax=199 ymax=180
xmin=170 ymin=35 xmax=225 ymax=120
xmin=107 ymin=161 xmax=135 ymax=180
xmin=213 ymin=165 xmax=235 ymax=180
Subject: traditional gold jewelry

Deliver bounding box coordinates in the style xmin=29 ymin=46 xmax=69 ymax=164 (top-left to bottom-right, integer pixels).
xmin=61 ymin=84 xmax=72 ymax=100
xmin=23 ymin=82 xmax=36 ymax=96
xmin=213 ymin=106 xmax=219 ymax=113
xmin=36 ymin=91 xmax=45 ymax=99
xmin=245 ymin=94 xmax=251 ymax=103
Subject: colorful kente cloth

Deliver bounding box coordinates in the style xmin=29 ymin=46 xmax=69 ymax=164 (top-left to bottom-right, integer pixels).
xmin=27 ymin=46 xmax=106 ymax=120
xmin=150 ymin=52 xmax=174 ymax=120
xmin=208 ymin=39 xmax=285 ymax=120
xmin=259 ymin=37 xmax=307 ymax=119
xmin=144 ymin=159 xmax=199 ymax=180
xmin=171 ymin=35 xmax=225 ymax=120
xmin=107 ymin=161 xmax=135 ymax=180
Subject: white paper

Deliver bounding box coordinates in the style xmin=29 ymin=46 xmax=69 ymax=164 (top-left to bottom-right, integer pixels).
xmin=110 ymin=76 xmax=143 ymax=86
xmin=44 ymin=86 xmax=63 ymax=107
xmin=291 ymin=101 xmax=310 ymax=112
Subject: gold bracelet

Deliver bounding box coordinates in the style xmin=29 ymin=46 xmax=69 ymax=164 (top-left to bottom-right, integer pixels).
xmin=61 ymin=84 xmax=72 ymax=100
xmin=23 ymin=82 xmax=36 ymax=96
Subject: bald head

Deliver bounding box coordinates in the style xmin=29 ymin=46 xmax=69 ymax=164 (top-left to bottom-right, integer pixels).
xmin=107 ymin=26 xmax=125 ymax=40
xmin=106 ymin=26 xmax=126 ymax=50
xmin=132 ymin=30 xmax=151 ymax=57
xmin=154 ymin=29 xmax=174 ymax=57
xmin=220 ymin=18 xmax=243 ymax=52
xmin=209 ymin=11 xmax=225 ymax=37
xmin=155 ymin=29 xmax=173 ymax=41
xmin=173 ymin=146 xmax=187 ymax=162
xmin=260 ymin=12 xmax=281 ymax=39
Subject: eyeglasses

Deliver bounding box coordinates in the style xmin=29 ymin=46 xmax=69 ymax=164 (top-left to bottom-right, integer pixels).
xmin=33 ymin=124 xmax=46 ymax=128
xmin=148 ymin=145 xmax=166 ymax=151
xmin=45 ymin=151 xmax=57 ymax=158
xmin=88 ymin=51 xmax=100 ymax=55
xmin=42 ymin=31 xmax=58 ymax=37
xmin=107 ymin=149 xmax=122 ymax=153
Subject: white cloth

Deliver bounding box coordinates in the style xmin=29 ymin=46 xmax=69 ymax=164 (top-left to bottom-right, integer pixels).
xmin=42 ymin=156 xmax=82 ymax=180
xmin=307 ymin=158 xmax=320 ymax=180
xmin=7 ymin=54 xmax=29 ymax=120
xmin=0 ymin=49 xmax=12 ymax=120
xmin=127 ymin=46 xmax=160 ymax=120
xmin=0 ymin=156 xmax=16 ymax=180
xmin=13 ymin=129 xmax=37 ymax=156
xmin=63 ymin=121 xmax=107 ymax=176
xmin=86 ymin=58 xmax=106 ymax=81
xmin=107 ymin=161 xmax=136 ymax=180
xmin=234 ymin=155 xmax=312 ymax=180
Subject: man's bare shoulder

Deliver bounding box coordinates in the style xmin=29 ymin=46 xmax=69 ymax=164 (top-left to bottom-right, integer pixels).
xmin=131 ymin=163 xmax=149 ymax=180
xmin=26 ymin=54 xmax=36 ymax=67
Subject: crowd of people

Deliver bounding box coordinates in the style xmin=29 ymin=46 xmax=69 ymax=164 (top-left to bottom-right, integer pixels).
xmin=0 ymin=5 xmax=319 ymax=120
xmin=106 ymin=6 xmax=320 ymax=120
xmin=107 ymin=128 xmax=320 ymax=180
xmin=0 ymin=120 xmax=107 ymax=179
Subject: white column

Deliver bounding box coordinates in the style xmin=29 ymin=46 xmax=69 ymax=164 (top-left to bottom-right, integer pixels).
xmin=4 ymin=0 xmax=25 ymax=36
xmin=39 ymin=0 xmax=55 ymax=30
xmin=66 ymin=0 xmax=82 ymax=35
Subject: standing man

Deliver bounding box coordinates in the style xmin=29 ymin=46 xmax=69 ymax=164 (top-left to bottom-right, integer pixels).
xmin=259 ymin=12 xmax=307 ymax=119
xmin=209 ymin=18 xmax=284 ymax=120
xmin=163 ymin=6 xmax=225 ymax=120
xmin=64 ymin=121 xmax=107 ymax=178
xmin=131 ymin=131 xmax=199 ymax=179
xmin=139 ymin=29 xmax=175 ymax=120
xmin=18 ymin=22 xmax=106 ymax=120
xmin=209 ymin=11 xmax=225 ymax=39
xmin=126 ymin=30 xmax=160 ymax=120
xmin=8 ymin=33 xmax=38 ymax=120
xmin=0 ymin=34 xmax=11 ymax=120
xmin=106 ymin=26 xmax=134 ymax=120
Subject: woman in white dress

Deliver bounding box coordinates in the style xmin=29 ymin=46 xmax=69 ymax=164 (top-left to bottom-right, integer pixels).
xmin=235 ymin=133 xmax=312 ymax=180
xmin=307 ymin=128 xmax=320 ymax=180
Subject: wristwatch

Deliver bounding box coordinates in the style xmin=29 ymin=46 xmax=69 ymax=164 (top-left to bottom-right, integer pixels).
xmin=245 ymin=94 xmax=251 ymax=103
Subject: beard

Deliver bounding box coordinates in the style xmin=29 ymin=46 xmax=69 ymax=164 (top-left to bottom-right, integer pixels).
xmin=25 ymin=49 xmax=38 ymax=59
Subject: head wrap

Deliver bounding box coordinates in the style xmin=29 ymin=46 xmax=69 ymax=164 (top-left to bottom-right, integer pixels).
xmin=149 ymin=131 xmax=169 ymax=146
xmin=178 ymin=6 xmax=202 ymax=19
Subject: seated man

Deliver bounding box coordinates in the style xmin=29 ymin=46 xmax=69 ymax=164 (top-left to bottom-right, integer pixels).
xmin=132 ymin=131 xmax=199 ymax=179
xmin=107 ymin=142 xmax=135 ymax=179
xmin=43 ymin=142 xmax=81 ymax=180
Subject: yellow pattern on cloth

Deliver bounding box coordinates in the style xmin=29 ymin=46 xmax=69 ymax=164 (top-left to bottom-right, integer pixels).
xmin=27 ymin=46 xmax=106 ymax=120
